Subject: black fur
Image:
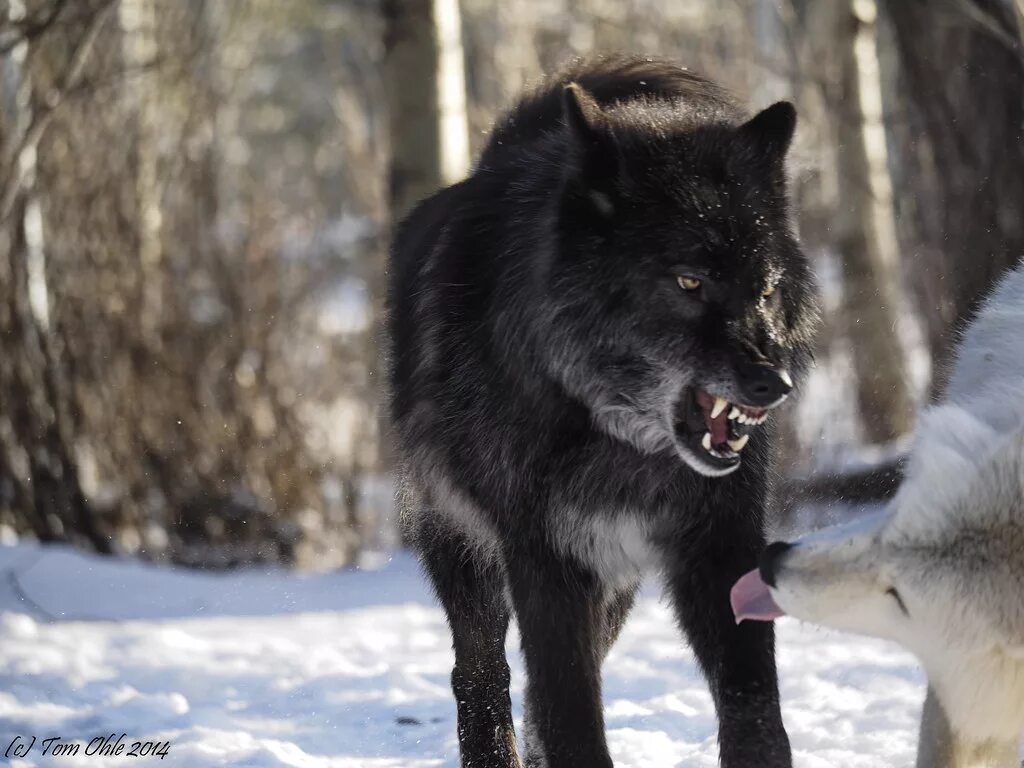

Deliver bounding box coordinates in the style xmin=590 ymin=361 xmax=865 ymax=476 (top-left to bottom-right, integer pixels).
xmin=387 ymin=56 xmax=820 ymax=768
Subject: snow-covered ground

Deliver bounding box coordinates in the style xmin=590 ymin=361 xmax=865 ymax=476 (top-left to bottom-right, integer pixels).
xmin=0 ymin=543 xmax=927 ymax=767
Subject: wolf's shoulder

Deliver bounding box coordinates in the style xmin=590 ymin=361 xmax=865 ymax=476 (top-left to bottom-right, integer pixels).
xmin=901 ymin=263 xmax=1024 ymax=517
xmin=946 ymin=262 xmax=1024 ymax=412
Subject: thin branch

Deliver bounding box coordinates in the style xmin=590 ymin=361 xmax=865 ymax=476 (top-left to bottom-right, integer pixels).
xmin=0 ymin=0 xmax=116 ymax=223
xmin=0 ymin=0 xmax=71 ymax=56
xmin=940 ymin=0 xmax=1021 ymax=51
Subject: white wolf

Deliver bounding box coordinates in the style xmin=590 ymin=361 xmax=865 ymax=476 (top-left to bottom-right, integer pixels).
xmin=731 ymin=263 xmax=1024 ymax=768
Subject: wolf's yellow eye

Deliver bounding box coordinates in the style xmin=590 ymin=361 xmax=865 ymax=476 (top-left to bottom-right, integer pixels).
xmin=762 ymin=285 xmax=776 ymax=299
xmin=677 ymin=276 xmax=702 ymax=291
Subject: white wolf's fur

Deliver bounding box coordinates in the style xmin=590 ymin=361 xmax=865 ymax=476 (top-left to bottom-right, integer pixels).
xmin=768 ymin=263 xmax=1024 ymax=768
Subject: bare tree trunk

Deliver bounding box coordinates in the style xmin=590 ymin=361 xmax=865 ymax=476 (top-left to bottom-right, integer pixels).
xmin=882 ymin=0 xmax=1024 ymax=397
xmin=383 ymin=0 xmax=469 ymax=222
xmin=119 ymin=0 xmax=163 ymax=344
xmin=0 ymin=194 xmax=110 ymax=551
xmin=0 ymin=0 xmax=113 ymax=552
xmin=834 ymin=0 xmax=914 ymax=443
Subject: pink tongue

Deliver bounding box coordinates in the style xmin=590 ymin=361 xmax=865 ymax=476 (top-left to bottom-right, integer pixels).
xmin=710 ymin=412 xmax=729 ymax=446
xmin=730 ymin=568 xmax=786 ymax=624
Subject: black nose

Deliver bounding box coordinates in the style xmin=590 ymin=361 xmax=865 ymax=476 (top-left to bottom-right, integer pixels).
xmin=736 ymin=363 xmax=792 ymax=406
xmin=759 ymin=541 xmax=793 ymax=588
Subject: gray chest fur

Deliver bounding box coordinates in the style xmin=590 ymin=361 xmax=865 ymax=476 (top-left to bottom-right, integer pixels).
xmin=548 ymin=508 xmax=659 ymax=588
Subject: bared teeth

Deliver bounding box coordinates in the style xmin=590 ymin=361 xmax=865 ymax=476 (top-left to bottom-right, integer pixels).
xmin=702 ymin=432 xmax=712 ymax=451
xmin=732 ymin=407 xmax=768 ymax=426
xmin=728 ymin=406 xmax=740 ymax=420
xmin=780 ymin=370 xmax=793 ymax=388
xmin=727 ymin=434 xmax=750 ymax=451
xmin=711 ymin=397 xmax=728 ymax=419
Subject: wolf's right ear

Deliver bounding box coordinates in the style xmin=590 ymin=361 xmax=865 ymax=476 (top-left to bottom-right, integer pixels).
xmin=736 ymin=101 xmax=797 ymax=163
xmin=562 ymin=84 xmax=618 ymax=215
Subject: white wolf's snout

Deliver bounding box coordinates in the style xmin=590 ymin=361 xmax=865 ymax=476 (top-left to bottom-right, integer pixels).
xmin=732 ymin=509 xmax=900 ymax=638
xmin=730 ymin=568 xmax=785 ymax=623
xmin=730 ymin=262 xmax=1024 ymax=765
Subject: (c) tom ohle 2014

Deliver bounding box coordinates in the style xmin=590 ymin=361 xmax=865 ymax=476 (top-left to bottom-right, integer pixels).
xmin=4 ymin=733 xmax=172 ymax=760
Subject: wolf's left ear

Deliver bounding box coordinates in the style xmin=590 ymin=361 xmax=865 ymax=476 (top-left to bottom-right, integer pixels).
xmin=562 ymin=83 xmax=604 ymax=144
xmin=562 ymin=83 xmax=619 ymax=215
xmin=736 ymin=101 xmax=797 ymax=161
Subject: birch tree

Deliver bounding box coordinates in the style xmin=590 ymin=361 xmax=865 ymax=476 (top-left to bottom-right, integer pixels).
xmin=883 ymin=0 xmax=1024 ymax=395
xmin=833 ymin=0 xmax=914 ymax=442
xmin=383 ymin=0 xmax=469 ymax=222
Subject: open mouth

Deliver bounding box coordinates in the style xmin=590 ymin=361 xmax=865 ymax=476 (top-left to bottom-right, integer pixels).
xmin=673 ymin=387 xmax=770 ymax=471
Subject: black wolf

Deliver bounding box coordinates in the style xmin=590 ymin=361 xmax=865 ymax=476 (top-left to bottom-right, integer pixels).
xmin=387 ymin=57 xmax=819 ymax=768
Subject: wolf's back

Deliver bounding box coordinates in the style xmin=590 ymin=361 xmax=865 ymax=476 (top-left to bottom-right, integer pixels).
xmin=386 ymin=179 xmax=467 ymax=426
xmin=895 ymin=261 xmax=1024 ymax=529
xmin=944 ymin=260 xmax=1024 ymax=433
xmin=478 ymin=56 xmax=740 ymax=169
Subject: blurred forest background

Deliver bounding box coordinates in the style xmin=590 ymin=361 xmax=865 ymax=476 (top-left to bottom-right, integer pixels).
xmin=1 ymin=0 xmax=1021 ymax=569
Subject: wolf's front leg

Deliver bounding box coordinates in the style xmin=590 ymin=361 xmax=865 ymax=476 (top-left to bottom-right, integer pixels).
xmin=505 ymin=543 xmax=614 ymax=768
xmin=415 ymin=522 xmax=521 ymax=768
xmin=664 ymin=518 xmax=791 ymax=768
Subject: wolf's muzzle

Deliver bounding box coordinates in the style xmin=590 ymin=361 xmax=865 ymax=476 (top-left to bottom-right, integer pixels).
xmin=736 ymin=363 xmax=793 ymax=407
